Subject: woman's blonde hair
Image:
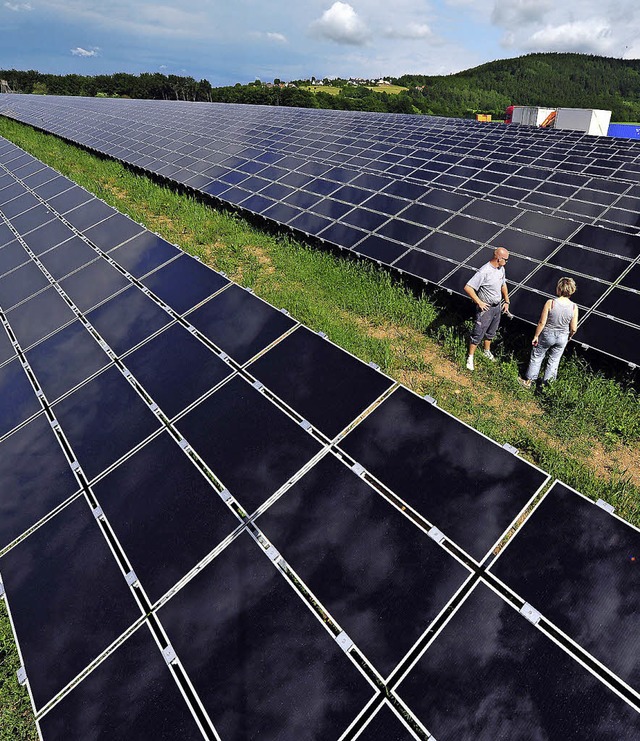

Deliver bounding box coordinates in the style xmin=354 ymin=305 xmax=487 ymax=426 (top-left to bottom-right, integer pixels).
xmin=556 ymin=277 xmax=576 ymax=297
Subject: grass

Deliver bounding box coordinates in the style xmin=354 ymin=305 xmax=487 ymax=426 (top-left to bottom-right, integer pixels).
xmin=0 ymin=601 xmax=34 ymax=740
xmin=301 ymin=84 xmax=408 ymax=95
xmin=0 ymin=115 xmax=639 ymax=735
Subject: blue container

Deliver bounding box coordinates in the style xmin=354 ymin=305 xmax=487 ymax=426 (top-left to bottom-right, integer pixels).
xmin=608 ymin=123 xmax=640 ymax=139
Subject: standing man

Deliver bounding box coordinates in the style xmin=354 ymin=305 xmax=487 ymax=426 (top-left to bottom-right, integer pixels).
xmin=464 ymin=247 xmax=511 ymax=371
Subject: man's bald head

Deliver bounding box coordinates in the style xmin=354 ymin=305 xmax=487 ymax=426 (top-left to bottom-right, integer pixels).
xmin=494 ymin=247 xmax=509 ymax=262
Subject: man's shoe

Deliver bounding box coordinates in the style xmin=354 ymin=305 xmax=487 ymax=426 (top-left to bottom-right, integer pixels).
xmin=482 ymin=349 xmax=496 ymax=361
xmin=466 ymin=355 xmax=474 ymax=371
xmin=518 ymin=377 xmax=532 ymax=389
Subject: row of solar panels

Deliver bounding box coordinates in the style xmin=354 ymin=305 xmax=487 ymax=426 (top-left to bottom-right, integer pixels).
xmin=1 ymin=97 xmax=640 ymax=367
xmin=0 ymin=137 xmax=639 ymax=739
xmin=6 ymin=97 xmax=640 ymax=223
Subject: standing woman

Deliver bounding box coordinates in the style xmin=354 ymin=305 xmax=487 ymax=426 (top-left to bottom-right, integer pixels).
xmin=519 ymin=277 xmax=578 ymax=388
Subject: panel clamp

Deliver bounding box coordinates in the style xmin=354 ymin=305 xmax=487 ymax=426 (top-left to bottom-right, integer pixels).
xmin=280 ymin=308 xmax=290 ymax=316
xmin=596 ymin=499 xmax=615 ymax=514
xmin=423 ymin=395 xmax=437 ymax=405
xmin=368 ymin=361 xmax=380 ymax=371
xmin=317 ymin=331 xmax=327 ymax=339
xmin=0 ymin=581 xmax=4 ymax=599
xmin=502 ymin=443 xmax=519 ymax=455
xmin=162 ymin=645 xmax=177 ymax=665
xmin=520 ymin=602 xmax=542 ymax=625
xmin=265 ymin=545 xmax=281 ymax=563
xmin=299 ymin=419 xmax=312 ymax=432
xmin=17 ymin=666 xmax=27 ymax=686
xmin=92 ymin=506 xmax=104 ymax=520
xmin=351 ymin=463 xmax=365 ymax=477
xmin=218 ymin=488 xmax=233 ymax=503
xmin=125 ymin=570 xmax=138 ymax=586
xmin=336 ymin=631 xmax=354 ymax=653
xmin=427 ymin=526 xmax=446 ymax=544
xmin=252 ymin=380 xmax=264 ymax=392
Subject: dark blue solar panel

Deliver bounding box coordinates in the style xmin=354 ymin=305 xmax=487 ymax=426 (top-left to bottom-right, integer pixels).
xmin=396 ymin=582 xmax=640 ymax=740
xmin=85 ymin=286 xmax=172 ymax=356
xmin=175 ymin=375 xmax=322 ymax=513
xmin=123 ymin=323 xmax=234 ymax=418
xmin=4 ymin=285 xmax=76 ymax=349
xmin=91 ymin=432 xmax=239 ymax=603
xmin=157 ymin=531 xmax=373 ymax=739
xmin=338 ymin=387 xmax=548 ymax=561
xmin=256 ymin=454 xmax=471 ymax=676
xmin=0 ymin=496 xmax=140 ymax=709
xmin=0 ymin=414 xmax=79 ymax=550
xmin=187 ymin=284 xmax=295 ymax=364
xmin=52 ymin=366 xmax=161 ymax=480
xmin=38 ymin=623 xmax=204 ymax=741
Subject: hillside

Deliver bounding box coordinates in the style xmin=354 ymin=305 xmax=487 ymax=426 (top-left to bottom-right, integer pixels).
xmin=395 ymin=53 xmax=640 ymax=120
xmin=2 ymin=52 xmax=640 ymax=119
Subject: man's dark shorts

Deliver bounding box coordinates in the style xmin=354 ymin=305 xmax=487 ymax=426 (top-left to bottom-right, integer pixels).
xmin=470 ymin=304 xmax=501 ymax=345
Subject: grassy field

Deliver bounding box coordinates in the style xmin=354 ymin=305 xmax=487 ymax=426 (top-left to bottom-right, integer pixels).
xmin=302 ymin=84 xmax=408 ymax=95
xmin=0 ymin=116 xmax=639 ymax=736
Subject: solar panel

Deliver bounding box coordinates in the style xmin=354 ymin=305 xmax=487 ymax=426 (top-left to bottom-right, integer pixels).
xmin=489 ymin=481 xmax=640 ymax=697
xmin=337 ymin=386 xmax=548 ymax=563
xmin=156 ymin=530 xmax=375 ymax=740
xmin=1 ymin=136 xmax=638 ymax=737
xmin=394 ymin=581 xmax=640 ymax=740
xmin=38 ymin=623 xmax=205 ymax=740
xmin=2 ymin=96 xmax=640 ymax=367
xmin=0 ymin=495 xmax=141 ymax=710
xmin=255 ymin=453 xmax=472 ymax=677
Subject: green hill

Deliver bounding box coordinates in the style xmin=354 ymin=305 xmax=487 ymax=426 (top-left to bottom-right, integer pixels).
xmin=394 ymin=53 xmax=640 ymax=120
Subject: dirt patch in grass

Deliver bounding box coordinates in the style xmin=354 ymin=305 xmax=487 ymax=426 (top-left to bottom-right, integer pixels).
xmin=250 ymin=245 xmax=276 ymax=273
xmin=589 ymin=443 xmax=640 ymax=488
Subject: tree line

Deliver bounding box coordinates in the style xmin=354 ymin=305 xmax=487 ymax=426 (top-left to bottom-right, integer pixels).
xmin=3 ymin=53 xmax=640 ymax=121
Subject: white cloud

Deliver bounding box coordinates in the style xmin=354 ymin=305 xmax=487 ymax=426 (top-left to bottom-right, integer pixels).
xmin=250 ymin=30 xmax=288 ymax=43
xmin=383 ymin=21 xmax=433 ymax=40
xmin=459 ymin=0 xmax=640 ymax=58
xmin=4 ymin=1 xmax=32 ymax=10
xmin=491 ymin=0 xmax=552 ymax=27
xmin=527 ymin=20 xmax=614 ymax=54
xmin=70 ymin=46 xmax=100 ymax=57
xmin=310 ymin=2 xmax=371 ymax=46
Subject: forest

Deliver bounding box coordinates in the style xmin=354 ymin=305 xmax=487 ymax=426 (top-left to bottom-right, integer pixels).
xmin=3 ymin=53 xmax=640 ymax=120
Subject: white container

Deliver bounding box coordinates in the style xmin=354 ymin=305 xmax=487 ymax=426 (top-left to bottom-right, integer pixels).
xmin=511 ymin=106 xmax=556 ymax=127
xmin=554 ymin=108 xmax=611 ymax=136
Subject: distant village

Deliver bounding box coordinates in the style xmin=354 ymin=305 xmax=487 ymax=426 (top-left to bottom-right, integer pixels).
xmin=262 ymin=77 xmax=395 ymax=88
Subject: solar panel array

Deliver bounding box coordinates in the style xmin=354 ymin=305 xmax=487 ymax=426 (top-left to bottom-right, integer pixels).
xmin=1 ymin=138 xmax=639 ymax=739
xmin=1 ymin=95 xmax=640 ymax=368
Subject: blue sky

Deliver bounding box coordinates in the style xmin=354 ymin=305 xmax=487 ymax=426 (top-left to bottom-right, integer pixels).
xmin=1 ymin=1 xmax=638 ymax=84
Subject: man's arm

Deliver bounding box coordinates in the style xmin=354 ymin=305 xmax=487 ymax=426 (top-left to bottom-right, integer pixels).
xmin=501 ymin=282 xmax=510 ymax=313
xmin=464 ymin=283 xmax=489 ymax=312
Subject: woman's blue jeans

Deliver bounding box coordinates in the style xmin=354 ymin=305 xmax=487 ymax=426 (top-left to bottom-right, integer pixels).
xmin=525 ymin=330 xmax=569 ymax=382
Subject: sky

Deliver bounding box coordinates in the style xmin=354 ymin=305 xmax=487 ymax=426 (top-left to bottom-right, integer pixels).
xmin=1 ymin=0 xmax=639 ymax=85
